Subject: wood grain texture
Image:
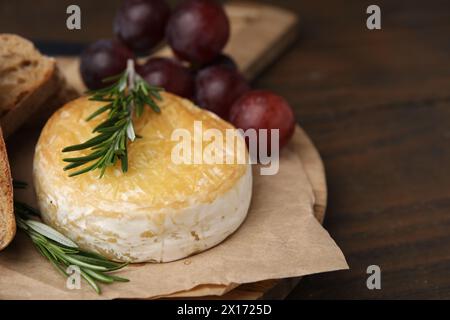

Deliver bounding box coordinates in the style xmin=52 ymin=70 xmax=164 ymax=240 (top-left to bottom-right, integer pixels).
xmin=248 ymin=0 xmax=450 ymax=299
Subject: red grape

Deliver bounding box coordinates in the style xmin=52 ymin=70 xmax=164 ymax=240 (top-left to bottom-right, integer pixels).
xmin=202 ymin=54 xmax=238 ymax=71
xmin=138 ymin=57 xmax=195 ymax=99
xmin=167 ymin=0 xmax=230 ymax=64
xmin=195 ymin=65 xmax=250 ymax=119
xmin=80 ymin=39 xmax=134 ymax=90
xmin=229 ymin=91 xmax=296 ymax=150
xmin=114 ymin=0 xmax=171 ymax=54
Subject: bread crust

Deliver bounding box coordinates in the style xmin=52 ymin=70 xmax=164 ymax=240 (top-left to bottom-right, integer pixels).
xmin=0 ymin=34 xmax=78 ymax=139
xmin=0 ymin=59 xmax=58 ymax=138
xmin=0 ymin=127 xmax=15 ymax=251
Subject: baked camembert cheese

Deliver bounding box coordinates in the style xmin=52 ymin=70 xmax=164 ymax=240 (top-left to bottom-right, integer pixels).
xmin=33 ymin=92 xmax=252 ymax=263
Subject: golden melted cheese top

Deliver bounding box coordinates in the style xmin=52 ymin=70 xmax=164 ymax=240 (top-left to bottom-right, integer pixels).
xmin=35 ymin=93 xmax=248 ymax=211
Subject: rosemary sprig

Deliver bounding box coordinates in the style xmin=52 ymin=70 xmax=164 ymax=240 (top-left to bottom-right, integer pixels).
xmin=62 ymin=59 xmax=163 ymax=178
xmin=14 ymin=183 xmax=129 ymax=294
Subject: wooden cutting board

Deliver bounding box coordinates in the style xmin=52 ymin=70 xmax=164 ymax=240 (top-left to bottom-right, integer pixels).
xmin=167 ymin=126 xmax=327 ymax=300
xmin=34 ymin=2 xmax=326 ymax=299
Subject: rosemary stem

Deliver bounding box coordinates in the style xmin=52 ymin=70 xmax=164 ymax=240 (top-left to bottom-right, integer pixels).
xmin=62 ymin=61 xmax=163 ymax=178
xmin=126 ymin=59 xmax=136 ymax=91
xmin=14 ymin=201 xmax=129 ymax=294
xmin=126 ymin=59 xmax=137 ymax=130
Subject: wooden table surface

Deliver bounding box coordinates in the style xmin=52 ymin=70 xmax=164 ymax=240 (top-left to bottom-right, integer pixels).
xmin=3 ymin=0 xmax=450 ymax=299
xmin=267 ymin=0 xmax=450 ymax=299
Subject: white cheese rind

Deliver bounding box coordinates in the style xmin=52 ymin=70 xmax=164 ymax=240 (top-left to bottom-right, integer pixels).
xmin=35 ymin=164 xmax=252 ymax=263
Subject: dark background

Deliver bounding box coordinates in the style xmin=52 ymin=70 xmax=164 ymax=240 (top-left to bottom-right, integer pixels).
xmin=2 ymin=0 xmax=450 ymax=299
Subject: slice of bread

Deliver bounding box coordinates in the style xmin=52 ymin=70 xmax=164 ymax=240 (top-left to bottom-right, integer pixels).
xmin=0 ymin=127 xmax=15 ymax=251
xmin=0 ymin=35 xmax=78 ymax=249
xmin=0 ymin=34 xmax=77 ymax=138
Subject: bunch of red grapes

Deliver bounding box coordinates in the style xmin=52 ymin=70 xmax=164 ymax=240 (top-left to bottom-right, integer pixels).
xmin=80 ymin=0 xmax=295 ymax=150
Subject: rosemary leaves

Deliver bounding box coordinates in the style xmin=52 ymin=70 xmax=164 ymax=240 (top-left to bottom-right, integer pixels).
xmin=62 ymin=59 xmax=163 ymax=178
xmin=14 ymin=200 xmax=129 ymax=294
